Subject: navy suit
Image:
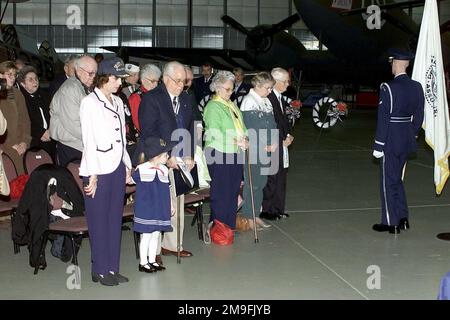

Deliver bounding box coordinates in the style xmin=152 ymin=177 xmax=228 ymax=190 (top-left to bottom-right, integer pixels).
xmin=137 ymin=83 xmax=194 ymax=163
xmin=262 ymin=91 xmax=292 ymax=215
xmin=231 ymin=82 xmax=251 ymax=108
xmin=373 ymin=73 xmax=424 ymax=226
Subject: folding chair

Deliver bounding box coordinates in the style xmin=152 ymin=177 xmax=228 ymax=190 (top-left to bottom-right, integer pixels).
xmin=1 ymin=152 xmax=21 ymax=254
xmin=23 ymin=148 xmax=53 ymax=174
xmin=185 ymin=192 xmax=206 ymax=241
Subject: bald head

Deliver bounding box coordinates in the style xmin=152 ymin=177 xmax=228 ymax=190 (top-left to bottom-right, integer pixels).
xmin=75 ymin=55 xmax=97 ymax=87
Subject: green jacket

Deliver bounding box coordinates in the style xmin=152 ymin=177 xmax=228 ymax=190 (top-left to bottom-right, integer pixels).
xmin=203 ymin=96 xmax=247 ymax=154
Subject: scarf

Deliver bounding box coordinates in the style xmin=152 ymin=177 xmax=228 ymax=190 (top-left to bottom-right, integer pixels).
xmin=211 ymin=95 xmax=246 ymax=138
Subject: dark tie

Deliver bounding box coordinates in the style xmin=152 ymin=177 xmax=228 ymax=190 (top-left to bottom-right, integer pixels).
xmin=279 ymin=95 xmax=284 ymax=114
xmin=173 ymin=96 xmax=178 ymax=114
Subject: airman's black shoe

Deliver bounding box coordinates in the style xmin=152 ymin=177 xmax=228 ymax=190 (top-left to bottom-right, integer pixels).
xmin=372 ymin=224 xmax=400 ymax=234
xmin=399 ymin=218 xmax=410 ymax=230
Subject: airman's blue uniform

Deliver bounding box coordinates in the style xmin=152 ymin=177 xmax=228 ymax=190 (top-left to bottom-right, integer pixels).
xmin=373 ymin=72 xmax=424 ymax=229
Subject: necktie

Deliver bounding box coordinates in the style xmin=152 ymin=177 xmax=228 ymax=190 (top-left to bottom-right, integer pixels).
xmin=278 ymin=95 xmax=284 ymax=114
xmin=172 ymin=96 xmax=178 ymax=114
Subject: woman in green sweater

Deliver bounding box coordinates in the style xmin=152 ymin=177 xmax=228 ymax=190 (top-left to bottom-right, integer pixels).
xmin=203 ymin=71 xmax=248 ymax=231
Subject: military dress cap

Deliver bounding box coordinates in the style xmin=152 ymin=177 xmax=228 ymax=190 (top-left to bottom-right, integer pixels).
xmin=125 ymin=63 xmax=140 ymax=74
xmin=388 ymin=48 xmax=415 ymax=61
xmin=97 ymin=57 xmax=129 ymax=77
xmin=143 ymin=137 xmax=177 ymax=160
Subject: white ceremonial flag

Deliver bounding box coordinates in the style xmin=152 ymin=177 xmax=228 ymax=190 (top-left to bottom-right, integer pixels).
xmin=412 ymin=0 xmax=450 ymax=195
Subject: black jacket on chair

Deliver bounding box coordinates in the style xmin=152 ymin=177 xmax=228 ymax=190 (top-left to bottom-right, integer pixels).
xmin=12 ymin=164 xmax=84 ymax=267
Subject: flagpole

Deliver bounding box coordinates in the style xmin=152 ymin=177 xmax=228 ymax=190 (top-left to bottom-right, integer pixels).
xmin=411 ymin=0 xmax=450 ymax=241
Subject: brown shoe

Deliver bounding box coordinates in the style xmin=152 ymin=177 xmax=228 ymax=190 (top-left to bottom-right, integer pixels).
xmin=155 ymin=255 xmax=163 ymax=266
xmin=161 ymin=247 xmax=193 ymax=258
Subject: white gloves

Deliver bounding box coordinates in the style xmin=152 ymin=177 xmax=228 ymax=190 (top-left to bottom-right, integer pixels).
xmin=373 ymin=150 xmax=384 ymax=158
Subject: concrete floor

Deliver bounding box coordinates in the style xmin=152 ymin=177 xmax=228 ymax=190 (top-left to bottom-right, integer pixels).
xmin=1 ymin=108 xmax=450 ymax=300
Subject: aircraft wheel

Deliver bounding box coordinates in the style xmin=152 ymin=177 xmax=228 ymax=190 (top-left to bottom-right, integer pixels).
xmin=312 ymin=96 xmax=338 ymax=129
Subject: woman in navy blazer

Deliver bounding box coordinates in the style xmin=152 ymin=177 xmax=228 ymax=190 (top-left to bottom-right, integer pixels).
xmin=79 ymin=58 xmax=132 ymax=286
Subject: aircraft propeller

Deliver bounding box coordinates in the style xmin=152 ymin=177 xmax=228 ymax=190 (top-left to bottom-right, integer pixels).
xmin=221 ymin=14 xmax=300 ymax=53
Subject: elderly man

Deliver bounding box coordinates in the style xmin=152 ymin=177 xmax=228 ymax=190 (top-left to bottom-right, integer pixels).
xmin=260 ymin=67 xmax=294 ymax=221
xmin=122 ymin=63 xmax=140 ymax=99
xmin=230 ymin=67 xmax=251 ymax=108
xmin=129 ymin=64 xmax=161 ymax=131
xmin=138 ymin=61 xmax=195 ymax=258
xmin=49 ymin=54 xmax=78 ymax=99
xmin=49 ymin=55 xmax=97 ymax=167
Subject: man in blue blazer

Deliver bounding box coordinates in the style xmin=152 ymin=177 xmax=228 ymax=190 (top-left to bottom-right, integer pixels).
xmin=192 ymin=62 xmax=214 ymax=104
xmin=138 ymin=61 xmax=195 ymax=258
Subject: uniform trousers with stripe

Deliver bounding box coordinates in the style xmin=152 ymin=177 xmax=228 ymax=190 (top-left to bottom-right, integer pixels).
xmin=206 ymin=148 xmax=243 ymax=229
xmin=379 ymin=152 xmax=408 ymax=226
xmin=83 ymin=163 xmax=126 ymax=275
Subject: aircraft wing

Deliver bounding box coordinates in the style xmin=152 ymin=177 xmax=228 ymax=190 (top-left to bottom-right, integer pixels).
xmin=102 ymin=46 xmax=259 ymax=71
xmin=339 ymin=0 xmax=447 ymax=16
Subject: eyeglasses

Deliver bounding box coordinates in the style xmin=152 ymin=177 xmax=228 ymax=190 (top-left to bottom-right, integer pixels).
xmin=167 ymin=74 xmax=186 ymax=87
xmin=263 ymin=86 xmax=273 ymax=91
xmin=25 ymin=76 xmax=39 ymax=82
xmin=3 ymin=72 xmax=17 ymax=78
xmin=278 ymin=79 xmax=290 ymax=84
xmin=79 ymin=66 xmax=96 ymax=78
xmin=220 ymin=86 xmax=233 ymax=92
xmin=145 ymin=78 xmax=159 ymax=84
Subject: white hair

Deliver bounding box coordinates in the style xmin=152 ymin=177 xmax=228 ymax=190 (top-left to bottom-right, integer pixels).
xmin=74 ymin=55 xmax=96 ymax=70
xmin=210 ymin=71 xmax=235 ymax=92
xmin=271 ymin=67 xmax=289 ymax=81
xmin=140 ymin=64 xmax=161 ymax=80
xmin=163 ymin=61 xmax=185 ymax=77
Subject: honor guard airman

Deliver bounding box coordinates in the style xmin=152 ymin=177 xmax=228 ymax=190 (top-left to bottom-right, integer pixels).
xmin=372 ymin=48 xmax=424 ymax=234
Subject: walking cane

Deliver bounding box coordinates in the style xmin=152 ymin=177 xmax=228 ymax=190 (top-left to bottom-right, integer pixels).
xmin=245 ymin=147 xmax=259 ymax=243
xmin=176 ymin=194 xmax=181 ymax=264
xmin=168 ymin=169 xmax=181 ymax=264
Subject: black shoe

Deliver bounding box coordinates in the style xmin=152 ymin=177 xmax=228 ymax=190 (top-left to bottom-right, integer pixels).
xmin=372 ymin=224 xmax=400 ymax=234
xmin=92 ymin=272 xmax=119 ymax=286
xmin=138 ymin=264 xmax=156 ymax=273
xmin=259 ymin=212 xmax=279 ymax=220
xmin=109 ymin=272 xmax=129 ymax=283
xmin=277 ymin=212 xmax=290 ymax=218
xmin=399 ymin=218 xmax=410 ymax=230
xmin=149 ymin=262 xmax=166 ymax=271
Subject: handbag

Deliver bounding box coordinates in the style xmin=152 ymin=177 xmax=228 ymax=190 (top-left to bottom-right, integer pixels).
xmin=0 ymin=155 xmax=10 ymax=196
xmin=9 ymin=174 xmax=30 ymax=199
xmin=210 ymin=219 xmax=234 ymax=245
xmin=235 ymin=214 xmax=250 ymax=232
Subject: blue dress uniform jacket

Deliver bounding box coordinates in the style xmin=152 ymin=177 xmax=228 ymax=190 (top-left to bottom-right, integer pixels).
xmin=373 ymin=73 xmax=424 ymax=226
xmin=193 ymin=75 xmax=213 ymax=104
xmin=79 ymin=88 xmax=132 ymax=177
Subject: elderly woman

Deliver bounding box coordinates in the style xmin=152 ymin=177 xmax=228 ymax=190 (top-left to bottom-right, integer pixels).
xmin=0 ymin=61 xmax=31 ymax=174
xmin=240 ymin=72 xmax=278 ymax=230
xmin=18 ymin=66 xmax=56 ymax=161
xmin=203 ymin=71 xmax=248 ymax=231
xmin=79 ymin=57 xmax=132 ymax=286
xmin=128 ymin=64 xmax=161 ymax=131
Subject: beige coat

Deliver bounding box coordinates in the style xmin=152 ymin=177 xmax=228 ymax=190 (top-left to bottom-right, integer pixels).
xmin=0 ymin=87 xmax=31 ymax=174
